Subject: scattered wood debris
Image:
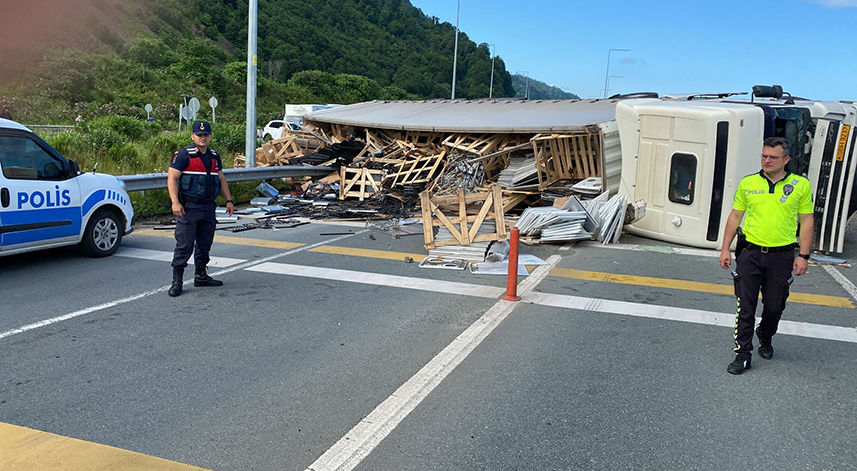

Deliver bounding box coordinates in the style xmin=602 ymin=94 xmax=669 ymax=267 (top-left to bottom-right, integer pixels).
xmin=240 ymin=122 xmax=631 ymax=248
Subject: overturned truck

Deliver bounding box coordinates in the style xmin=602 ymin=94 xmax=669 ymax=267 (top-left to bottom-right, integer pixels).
xmin=301 ymin=88 xmax=857 ymax=253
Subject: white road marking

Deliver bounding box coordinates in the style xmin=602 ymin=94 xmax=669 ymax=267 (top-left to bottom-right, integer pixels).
xmin=0 ymin=232 xmax=365 ymax=342
xmin=577 ymin=240 xmax=720 ymax=258
xmin=246 ymin=263 xmax=505 ymax=299
xmin=822 ymin=264 xmax=857 ymax=304
xmin=526 ymin=291 xmax=857 ymax=343
xmin=115 ymin=247 xmax=245 ymax=268
xmin=304 ymin=255 xmax=562 ymax=471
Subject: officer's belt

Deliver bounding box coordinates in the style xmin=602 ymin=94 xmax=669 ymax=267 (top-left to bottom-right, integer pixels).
xmin=745 ymin=242 xmax=795 ymax=253
xmin=182 ymin=195 xmax=214 ymax=204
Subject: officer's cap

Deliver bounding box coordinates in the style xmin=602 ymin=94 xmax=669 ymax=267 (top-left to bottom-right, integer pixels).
xmin=192 ymin=120 xmax=212 ymax=135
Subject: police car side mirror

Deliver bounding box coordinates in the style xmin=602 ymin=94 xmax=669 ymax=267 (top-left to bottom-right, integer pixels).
xmin=67 ymin=159 xmax=80 ymax=177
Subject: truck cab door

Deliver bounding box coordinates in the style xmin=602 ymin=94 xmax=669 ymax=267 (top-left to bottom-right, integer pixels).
xmin=0 ymin=133 xmax=82 ymax=252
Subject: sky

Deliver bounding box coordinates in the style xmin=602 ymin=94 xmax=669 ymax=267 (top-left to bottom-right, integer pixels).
xmin=409 ymin=0 xmax=857 ymax=101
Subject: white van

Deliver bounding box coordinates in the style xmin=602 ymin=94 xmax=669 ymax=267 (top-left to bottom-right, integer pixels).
xmin=0 ymin=119 xmax=134 ymax=257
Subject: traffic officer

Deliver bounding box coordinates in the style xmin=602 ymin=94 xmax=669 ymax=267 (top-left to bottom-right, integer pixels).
xmin=167 ymin=120 xmax=234 ymax=297
xmin=719 ymin=137 xmax=814 ymax=374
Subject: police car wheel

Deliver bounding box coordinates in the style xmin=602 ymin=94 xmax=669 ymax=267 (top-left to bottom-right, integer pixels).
xmin=80 ymin=209 xmax=123 ymax=257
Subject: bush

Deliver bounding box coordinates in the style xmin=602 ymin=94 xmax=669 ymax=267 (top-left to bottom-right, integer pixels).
xmin=83 ymin=126 xmax=123 ymax=153
xmin=92 ymin=115 xmax=147 ymax=140
xmin=107 ymin=143 xmax=140 ymax=167
xmin=210 ymin=122 xmax=246 ymax=154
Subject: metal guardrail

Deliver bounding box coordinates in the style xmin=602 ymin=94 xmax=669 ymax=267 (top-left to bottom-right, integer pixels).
xmin=118 ymin=165 xmax=336 ymax=192
xmin=27 ymin=125 xmax=75 ymax=132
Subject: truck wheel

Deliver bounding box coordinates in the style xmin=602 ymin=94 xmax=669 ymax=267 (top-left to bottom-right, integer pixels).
xmin=263 ymin=134 xmax=273 ymax=142
xmin=80 ymin=209 xmax=123 ymax=257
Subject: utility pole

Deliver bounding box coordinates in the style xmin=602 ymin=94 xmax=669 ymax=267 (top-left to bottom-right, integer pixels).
xmin=451 ymin=0 xmax=460 ymax=99
xmin=489 ymin=44 xmax=496 ymax=99
xmin=245 ymin=0 xmax=258 ymax=167
xmin=602 ymin=48 xmax=630 ymax=99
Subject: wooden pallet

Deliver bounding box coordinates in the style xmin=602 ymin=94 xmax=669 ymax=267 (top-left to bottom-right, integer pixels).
xmin=443 ymin=133 xmax=509 ymax=156
xmin=404 ymin=131 xmax=445 ymax=147
xmin=386 ymin=149 xmax=446 ymax=187
xmin=419 ymin=185 xmax=507 ymax=249
xmin=339 ymin=167 xmax=385 ymax=201
xmin=531 ymin=133 xmax=601 ymax=190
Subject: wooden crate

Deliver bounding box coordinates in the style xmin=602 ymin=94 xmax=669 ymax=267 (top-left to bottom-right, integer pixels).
xmin=419 ymin=185 xmax=507 ymax=249
xmin=531 ymin=133 xmax=601 ymax=190
xmin=386 ymin=149 xmax=446 ymax=187
xmin=443 ymin=133 xmax=509 ymax=156
xmin=339 ymin=167 xmax=385 ymax=201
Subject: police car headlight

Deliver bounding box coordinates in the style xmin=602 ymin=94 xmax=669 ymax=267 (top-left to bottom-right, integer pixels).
xmin=119 ymin=179 xmax=127 ymax=192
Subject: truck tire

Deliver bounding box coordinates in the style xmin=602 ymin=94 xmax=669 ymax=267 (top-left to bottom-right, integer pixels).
xmin=263 ymin=134 xmax=273 ymax=142
xmin=80 ymin=208 xmax=123 ymax=257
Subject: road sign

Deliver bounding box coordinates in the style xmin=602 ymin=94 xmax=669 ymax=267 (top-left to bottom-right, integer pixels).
xmin=144 ymin=104 xmax=153 ymax=122
xmin=209 ymin=97 xmax=218 ymax=123
xmin=188 ymin=97 xmax=200 ymax=121
xmin=180 ymin=105 xmax=194 ymax=125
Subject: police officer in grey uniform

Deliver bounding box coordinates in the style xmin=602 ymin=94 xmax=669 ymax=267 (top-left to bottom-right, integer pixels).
xmin=167 ymin=120 xmax=234 ymax=297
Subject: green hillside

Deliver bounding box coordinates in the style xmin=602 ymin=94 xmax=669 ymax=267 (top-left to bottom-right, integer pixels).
xmin=0 ymin=0 xmax=524 ymax=126
xmin=512 ymin=74 xmax=580 ymax=100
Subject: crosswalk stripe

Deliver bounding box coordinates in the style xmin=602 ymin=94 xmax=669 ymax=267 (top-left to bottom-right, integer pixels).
xmin=246 ymin=262 xmax=505 ymax=299
xmin=115 ymin=247 xmax=245 ymax=268
xmin=526 ymin=291 xmax=857 ymax=343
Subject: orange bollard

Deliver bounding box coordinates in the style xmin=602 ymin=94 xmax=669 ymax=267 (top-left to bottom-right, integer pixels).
xmin=502 ymin=226 xmax=522 ymax=301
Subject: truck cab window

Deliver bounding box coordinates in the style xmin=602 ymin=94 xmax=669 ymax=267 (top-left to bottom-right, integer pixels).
xmin=0 ymin=136 xmax=65 ymax=181
xmin=669 ymin=153 xmax=697 ymax=205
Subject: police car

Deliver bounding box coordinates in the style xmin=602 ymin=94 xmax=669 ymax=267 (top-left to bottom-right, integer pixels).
xmin=0 ymin=118 xmax=134 ymax=257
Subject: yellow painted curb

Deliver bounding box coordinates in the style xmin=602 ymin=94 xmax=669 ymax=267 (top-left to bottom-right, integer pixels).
xmin=0 ymin=422 xmax=212 ymax=471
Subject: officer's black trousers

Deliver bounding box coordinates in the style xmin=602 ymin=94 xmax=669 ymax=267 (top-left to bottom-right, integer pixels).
xmin=171 ymin=201 xmax=216 ymax=269
xmin=731 ymin=249 xmax=794 ymax=355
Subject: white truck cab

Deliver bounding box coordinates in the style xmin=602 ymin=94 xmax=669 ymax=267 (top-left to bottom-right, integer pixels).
xmin=0 ymin=119 xmax=134 ymax=257
xmin=617 ymin=90 xmax=857 ymax=253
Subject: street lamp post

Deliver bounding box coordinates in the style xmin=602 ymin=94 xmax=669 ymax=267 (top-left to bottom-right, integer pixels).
xmin=245 ymin=0 xmax=258 ymax=167
xmin=602 ymin=48 xmax=630 ymax=99
xmin=489 ymin=43 xmax=496 ymax=99
xmin=605 ymin=75 xmax=623 ymax=98
xmin=516 ymin=71 xmax=529 ymax=99
xmin=451 ymin=0 xmax=461 ymax=99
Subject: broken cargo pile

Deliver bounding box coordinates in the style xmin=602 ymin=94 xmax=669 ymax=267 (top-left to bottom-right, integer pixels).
xmin=237 ymin=99 xmax=633 ymax=249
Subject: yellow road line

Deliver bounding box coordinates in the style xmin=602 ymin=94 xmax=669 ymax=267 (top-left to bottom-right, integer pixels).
xmin=309 ymin=245 xmax=426 ymax=262
xmin=549 ymin=268 xmax=854 ymax=308
xmin=0 ymin=422 xmax=212 ymax=471
xmin=135 ymin=229 xmax=304 ymax=250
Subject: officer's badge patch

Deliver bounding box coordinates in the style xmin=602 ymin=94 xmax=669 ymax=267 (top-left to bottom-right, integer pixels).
xmin=783 ymin=184 xmax=794 ymax=196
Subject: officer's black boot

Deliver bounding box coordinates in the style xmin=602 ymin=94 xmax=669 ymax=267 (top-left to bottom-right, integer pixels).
xmin=194 ymin=265 xmax=223 ymax=287
xmin=168 ymin=267 xmax=183 ymax=297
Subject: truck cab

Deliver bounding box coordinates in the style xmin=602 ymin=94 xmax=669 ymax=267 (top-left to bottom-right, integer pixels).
xmin=617 ymin=94 xmax=857 ymax=253
xmin=0 ymin=119 xmax=134 ymax=257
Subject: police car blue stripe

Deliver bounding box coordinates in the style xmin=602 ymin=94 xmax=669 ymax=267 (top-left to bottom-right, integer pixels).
xmin=2 ymin=207 xmax=82 ymax=245
xmin=81 ymin=190 xmax=106 ymax=216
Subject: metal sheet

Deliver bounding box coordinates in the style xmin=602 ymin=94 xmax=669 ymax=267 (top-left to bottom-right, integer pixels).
xmin=305 ymin=99 xmax=620 ymax=134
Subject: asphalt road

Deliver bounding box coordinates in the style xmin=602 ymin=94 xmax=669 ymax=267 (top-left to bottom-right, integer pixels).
xmin=1 ymin=216 xmax=855 ymax=471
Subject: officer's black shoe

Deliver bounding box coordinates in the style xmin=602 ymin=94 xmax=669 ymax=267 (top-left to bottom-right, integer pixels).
xmin=168 ymin=267 xmax=184 ymax=297
xmin=758 ymin=339 xmax=773 ymax=360
xmin=727 ymin=354 xmax=751 ymax=375
xmin=194 ymin=266 xmax=223 ymax=287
